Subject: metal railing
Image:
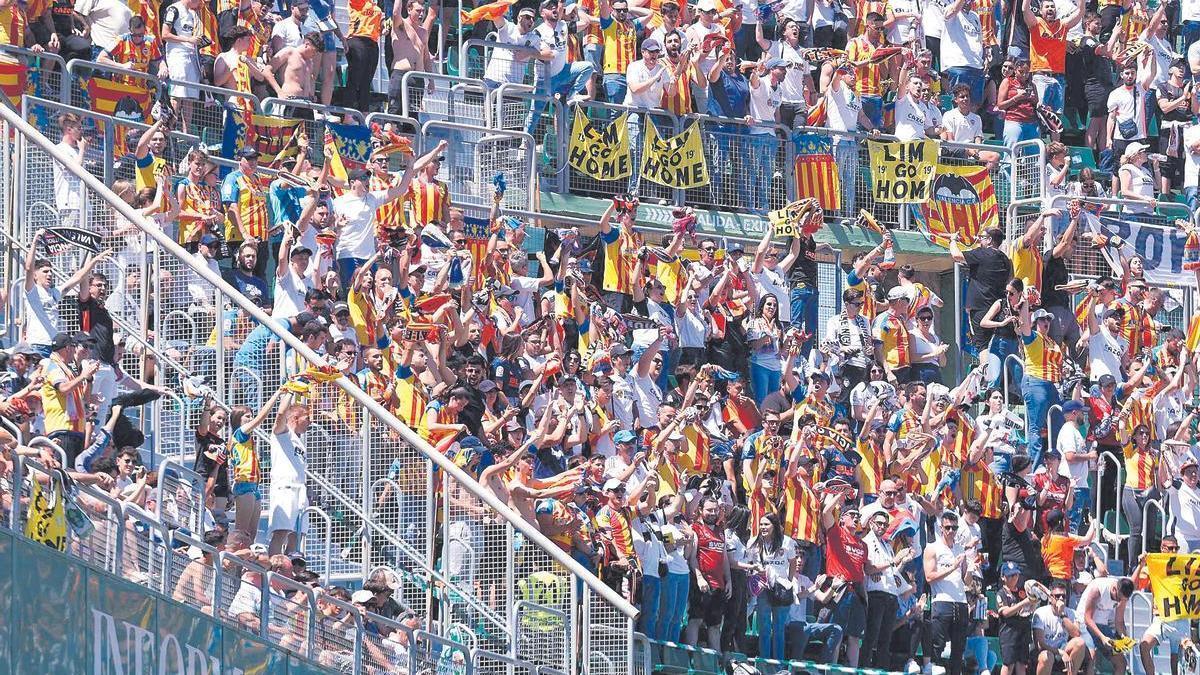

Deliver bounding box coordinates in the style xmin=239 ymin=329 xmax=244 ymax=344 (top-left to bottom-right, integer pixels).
xmin=459 ymin=39 xmax=539 ymax=88
xmin=418 ymin=119 xmax=536 ymax=212
xmin=1096 ymin=451 xmax=1126 ymax=543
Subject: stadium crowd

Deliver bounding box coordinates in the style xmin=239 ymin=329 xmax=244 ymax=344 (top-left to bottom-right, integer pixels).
xmin=5 ymin=0 xmax=1200 ymax=672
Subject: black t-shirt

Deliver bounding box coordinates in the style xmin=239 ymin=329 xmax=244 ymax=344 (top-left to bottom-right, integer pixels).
xmin=997 ymin=585 xmax=1032 ymax=634
xmin=1000 ymin=520 xmax=1046 ymax=581
xmin=962 ymin=247 xmax=1012 ymax=312
xmin=1041 ymin=254 xmax=1070 ymax=309
xmin=193 ymin=430 xmax=230 ymax=497
xmin=78 ymin=296 xmax=116 ymax=364
xmin=787 ymin=235 xmax=819 ymax=288
xmin=1079 ymin=37 xmax=1113 ymax=88
xmin=459 ymin=385 xmax=485 ymax=438
xmin=50 ymin=0 xmax=75 ymax=34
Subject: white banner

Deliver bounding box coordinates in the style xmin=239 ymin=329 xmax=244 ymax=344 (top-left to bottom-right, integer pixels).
xmin=1080 ymin=212 xmax=1198 ymax=289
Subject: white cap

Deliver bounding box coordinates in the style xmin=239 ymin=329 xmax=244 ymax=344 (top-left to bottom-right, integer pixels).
xmin=352 ymin=589 xmax=374 ymax=603
xmin=1122 ymin=141 xmax=1150 ymax=159
xmin=696 ymin=0 xmax=718 ymax=11
xmin=886 ymin=286 xmax=908 ymax=301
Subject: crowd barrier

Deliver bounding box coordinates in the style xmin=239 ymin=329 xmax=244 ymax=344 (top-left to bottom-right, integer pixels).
xmin=0 ymin=99 xmax=638 ymax=672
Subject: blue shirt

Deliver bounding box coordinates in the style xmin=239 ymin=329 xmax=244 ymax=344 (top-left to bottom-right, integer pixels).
xmin=707 ymin=71 xmax=750 ymax=131
xmin=268 ymin=180 xmax=307 ymax=239
xmin=233 ymin=318 xmax=289 ymax=369
xmin=220 ymin=169 xmax=251 ymax=207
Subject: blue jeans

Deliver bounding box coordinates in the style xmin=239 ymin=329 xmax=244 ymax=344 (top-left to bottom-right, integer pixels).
xmin=1022 ymin=375 xmax=1062 ymax=469
xmin=747 ymin=132 xmax=777 ymax=213
xmin=1033 ymin=72 xmax=1066 ymax=114
xmin=1003 ymin=120 xmax=1040 ymax=147
xmin=757 ymin=602 xmax=790 ymax=660
xmin=987 ymin=335 xmax=1024 ymax=393
xmin=527 ymin=62 xmax=595 ymax=135
xmin=834 ymin=138 xmax=859 ymax=216
xmin=583 ymin=44 xmax=603 ymax=72
xmin=861 ymin=95 xmax=883 ymax=129
xmin=911 ymin=362 xmax=943 ymax=385
xmin=749 ymin=362 xmax=781 ymax=405
xmin=1186 ymin=186 xmax=1198 ymax=213
xmin=658 ymin=572 xmax=689 ymax=642
xmin=336 ymin=257 xmax=369 ymax=290
xmin=640 ymin=575 xmax=661 ymax=638
xmin=789 ymin=284 xmax=818 ymax=349
xmin=787 ymin=621 xmax=844 ymax=662
xmin=1070 ymin=486 xmax=1091 ymax=533
xmin=946 ymin=66 xmax=985 ymax=108
xmin=602 ymin=73 xmax=627 ymax=104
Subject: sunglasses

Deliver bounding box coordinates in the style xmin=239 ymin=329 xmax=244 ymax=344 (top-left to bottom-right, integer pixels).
xmin=942 ymin=524 xmax=958 ymax=531
xmin=1051 ymin=594 xmax=1067 ymax=599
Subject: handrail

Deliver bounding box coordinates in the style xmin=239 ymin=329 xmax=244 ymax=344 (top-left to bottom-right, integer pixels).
xmin=0 ymin=91 xmax=637 ymax=620
xmin=1142 ymin=498 xmax=1167 ymax=559
xmin=459 ymin=38 xmax=542 ymax=79
xmin=400 ymin=71 xmax=490 ymax=119
xmin=122 ymin=501 xmax=172 ymax=595
xmin=266 ymin=571 xmax=319 ymax=661
xmin=1047 ymin=193 xmax=1194 ymax=219
xmin=1096 ymin=451 xmax=1125 ymax=542
xmin=217 ymin=549 xmax=272 ymax=639
xmin=27 ymin=436 xmax=68 ymax=469
xmin=301 ymin=505 xmax=333 ymax=585
xmin=0 ymin=414 xmax=24 ymax=449
xmin=489 ymin=81 xmax=538 ymax=129
xmin=1047 ymin=404 xmax=1063 ymax=468
xmin=63 ymin=58 xmax=168 ymax=106
xmin=168 ymin=528 xmax=224 ymax=614
xmin=1001 ymin=353 xmax=1027 ymax=437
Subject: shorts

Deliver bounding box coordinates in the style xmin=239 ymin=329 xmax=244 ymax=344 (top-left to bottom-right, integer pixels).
xmin=1145 ymin=618 xmax=1190 ymax=654
xmin=267 ymin=483 xmax=309 ymax=534
xmin=1084 ymin=82 xmax=1110 ymax=118
xmin=688 ymin=585 xmax=726 ymax=627
xmin=832 ymin=590 xmax=866 ymax=638
xmin=1000 ymin=620 xmax=1033 ymax=664
xmin=1083 ymin=624 xmax=1119 ymax=655
xmin=167 ymin=54 xmax=201 ymax=98
xmin=233 ymin=481 xmax=262 ymax=499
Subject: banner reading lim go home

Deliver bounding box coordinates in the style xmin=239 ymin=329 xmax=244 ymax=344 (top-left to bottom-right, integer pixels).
xmin=0 ymin=528 xmax=326 ymax=674
xmin=867 ymin=139 xmax=939 ymax=204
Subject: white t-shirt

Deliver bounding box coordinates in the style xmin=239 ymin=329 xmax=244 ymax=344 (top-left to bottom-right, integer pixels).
xmin=485 ymin=21 xmax=540 ymax=84
xmin=610 ymin=372 xmax=637 ymax=430
xmin=1183 ymin=0 xmax=1200 ymax=23
xmin=75 ymin=0 xmax=132 ymax=52
xmin=928 ymin=539 xmax=967 ymax=603
xmin=1032 ymin=606 xmax=1078 ymax=650
xmin=332 ymin=190 xmax=388 ymax=259
xmin=753 ymin=267 xmax=792 ymax=323
xmin=886 ymin=0 xmax=921 ymax=44
xmin=765 ymin=41 xmax=810 ymax=103
xmin=1087 ymin=325 xmax=1127 ymax=382
xmin=631 ymin=374 xmax=663 ymax=429
xmin=1107 ymin=85 xmax=1149 ymax=140
xmin=270 ymin=429 xmax=308 ymax=488
xmin=1057 ymin=423 xmax=1089 ymax=482
xmin=22 ymin=284 xmax=61 ymax=345
xmin=686 ymin=22 xmax=725 ymax=81
xmin=52 ymin=141 xmax=84 ymax=211
xmin=271 ymin=17 xmax=310 ymax=51
xmin=1184 ymin=124 xmax=1200 ymax=189
xmin=941 ymin=9 xmax=984 ymax=70
xmin=777 ymin=0 xmax=809 ymax=21
xmin=625 ymin=59 xmax=670 ymax=108
xmin=1143 ymin=33 xmax=1178 ymax=87
xmin=272 ymin=266 xmax=312 ymax=319
xmin=161 ymin=3 xmax=200 ymax=61
xmin=894 ymin=95 xmax=933 ymax=141
xmin=1118 ymin=164 xmax=1156 ymax=214
xmin=749 ymin=77 xmax=784 ymax=129
xmin=941 ymin=108 xmax=982 ymax=143
xmin=509 ymin=274 xmax=541 ymax=324
xmin=923 ymin=0 xmax=948 ymax=38
xmin=825 ymin=84 xmax=864 ymax=132
xmin=751 ymin=536 xmax=798 ymax=584
xmin=534 ymin=20 xmax=570 ymax=80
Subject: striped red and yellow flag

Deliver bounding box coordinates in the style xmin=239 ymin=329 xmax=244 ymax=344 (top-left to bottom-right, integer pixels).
xmin=394 ymin=378 xmax=427 ymax=429
xmin=0 ymin=61 xmax=27 ymax=108
xmin=912 ymin=163 xmax=997 ymax=249
xmin=1187 ymin=314 xmax=1200 ymax=353
xmin=679 ymin=424 xmax=711 ymax=476
xmin=793 ymin=133 xmax=841 ymax=211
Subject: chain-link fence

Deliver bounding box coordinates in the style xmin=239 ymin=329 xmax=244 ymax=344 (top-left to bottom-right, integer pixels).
xmin=419 ymin=120 xmax=536 ymax=212
xmin=0 ymin=46 xmax=67 ymax=132
xmin=400 ymin=72 xmax=490 ymax=130
xmin=166 ymin=529 xmax=220 ymax=614
xmin=566 ymin=100 xmax=679 ymax=204
xmin=582 ymin=587 xmax=633 ymax=675
xmin=489 ymin=88 xmax=565 ymax=191
xmin=459 ymin=40 xmax=538 ymax=87
xmin=685 ymin=115 xmax=789 ymax=214
xmin=472 ymin=649 xmax=539 ymax=675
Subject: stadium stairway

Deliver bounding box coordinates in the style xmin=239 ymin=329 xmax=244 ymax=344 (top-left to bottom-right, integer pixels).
xmin=0 ymin=97 xmax=637 ymax=673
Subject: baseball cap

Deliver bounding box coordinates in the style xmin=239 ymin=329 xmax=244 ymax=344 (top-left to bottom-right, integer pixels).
xmin=1000 ymin=561 xmax=1021 ymax=577
xmin=886 ymin=286 xmax=908 ymax=301
xmin=235 ymin=146 xmax=260 ymax=160
xmin=728 ymin=241 xmax=746 ymax=254
xmin=1031 ymin=308 xmax=1054 ymax=321
xmin=200 ymin=233 xmax=220 ymax=247
xmin=1098 ymin=374 xmax=1117 ymax=388
xmin=495 ymin=285 xmax=518 ymax=297
xmin=764 ymin=57 xmax=788 ymax=69
xmin=332 ymin=302 xmax=350 ymax=316
xmin=1182 ymin=456 xmax=1199 ymax=471
xmin=1062 ymin=400 xmax=1085 ymax=415
xmin=696 ymin=0 xmax=717 ymax=11
xmin=290 ymin=245 xmax=312 ymax=258
xmin=1123 ymin=141 xmax=1150 ymax=159
xmin=602 ymin=478 xmax=625 ymax=492
xmin=518 ymin=379 xmax=536 ymax=391
xmin=642 ymin=37 xmax=663 ymax=52
xmin=348 ymin=168 xmax=371 ymax=183
xmin=478 ymin=379 xmax=498 ymax=393
xmin=351 ymin=589 xmax=374 ymax=604
xmin=518 ymin=6 xmax=535 ymax=17
xmin=609 ymin=343 xmax=631 ymax=357
xmin=614 ymin=429 xmax=637 ymax=444
xmin=50 ymin=332 xmax=76 ymax=351
xmin=8 ymin=342 xmax=40 ymax=357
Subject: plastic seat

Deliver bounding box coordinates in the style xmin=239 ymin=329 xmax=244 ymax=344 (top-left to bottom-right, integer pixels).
xmin=653 ymin=641 xmax=692 ymax=674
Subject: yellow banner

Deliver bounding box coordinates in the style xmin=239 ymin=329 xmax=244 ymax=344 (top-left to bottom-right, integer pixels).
xmin=868 ymin=139 xmax=939 ymax=204
xmin=1147 ymin=553 xmax=1200 ymax=620
xmin=567 ymin=108 xmax=632 ymax=181
xmin=640 ymin=121 xmax=709 ymax=188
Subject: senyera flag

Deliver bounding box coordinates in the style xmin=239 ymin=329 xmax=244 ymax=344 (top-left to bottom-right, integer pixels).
xmin=221 ymin=107 xmax=302 ymax=169
xmin=0 ymin=61 xmax=27 ymax=108
xmin=86 ymin=77 xmax=153 ymax=156
xmin=793 ymin=133 xmax=841 ymax=211
xmin=910 ymin=163 xmax=997 ymax=249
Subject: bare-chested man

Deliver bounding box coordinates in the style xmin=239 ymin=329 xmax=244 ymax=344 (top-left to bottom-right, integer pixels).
xmin=213 ymin=26 xmax=282 ymax=101
xmin=269 ymin=33 xmax=323 ymax=119
xmin=387 ymin=0 xmax=437 ymax=114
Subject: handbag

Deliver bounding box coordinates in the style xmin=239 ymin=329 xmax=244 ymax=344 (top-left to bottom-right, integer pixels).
xmin=1118 ymin=117 xmax=1139 ymax=140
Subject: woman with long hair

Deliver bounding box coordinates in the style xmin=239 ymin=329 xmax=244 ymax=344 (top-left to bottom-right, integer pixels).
xmin=909 ymin=307 xmax=947 ymax=385
xmin=747 ymin=511 xmax=799 ymax=661
xmin=745 ymin=294 xmax=784 ymax=404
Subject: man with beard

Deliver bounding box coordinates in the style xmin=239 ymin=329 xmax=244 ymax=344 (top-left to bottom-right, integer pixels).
xmin=228 ymin=241 xmax=270 ymax=300
xmin=686 ymin=497 xmax=731 ymax=649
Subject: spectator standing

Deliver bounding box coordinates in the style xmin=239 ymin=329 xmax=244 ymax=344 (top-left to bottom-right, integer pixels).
xmin=822 ymin=493 xmax=869 ymax=668
xmin=1024 ymin=0 xmax=1083 ymax=121
xmin=596 ymin=0 xmax=646 ymax=104
xmin=387 ymin=0 xmax=436 ymax=115
xmin=342 ymin=0 xmax=384 ymax=112
xmin=997 ymin=561 xmax=1040 ymax=675
xmin=1034 ymin=581 xmax=1087 ymax=675
xmin=860 ymin=510 xmax=911 ymax=668
xmin=755 ymin=18 xmax=815 ymax=128
xmin=481 ymin=8 xmax=540 ymax=92
xmin=525 ymin=0 xmax=595 ymax=135
xmin=747 ymin=511 xmax=798 ymax=661
xmin=941 ymin=0 xmax=986 ymax=108
xmin=1107 ymin=54 xmax=1157 ymax=163
xmin=822 ymin=61 xmax=876 ymax=217
xmin=162 ymin=0 xmax=203 ymax=124
xmin=996 ymin=57 xmax=1040 ymax=146
xmin=268 ymin=390 xmax=311 ymax=555
xmin=686 ymin=0 xmax=728 ymax=113
xmin=686 ymin=498 xmax=730 ymax=649
xmin=843 ymin=12 xmax=894 ymax=129
xmin=1076 ymin=575 xmax=1133 ymax=674
xmin=925 ymin=510 xmax=972 ymax=675
xmin=746 ymin=58 xmax=785 ymax=213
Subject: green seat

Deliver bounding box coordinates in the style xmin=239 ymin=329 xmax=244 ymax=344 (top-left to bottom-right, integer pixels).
xmin=653 ymin=641 xmax=691 ymax=675
xmin=1068 ymin=146 xmax=1097 ymax=172
xmin=987 ymin=636 xmax=1003 ymax=666
xmin=691 ymin=648 xmax=722 ymax=675
xmin=1104 ymin=509 xmax=1129 ymax=535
